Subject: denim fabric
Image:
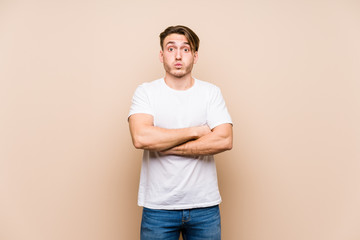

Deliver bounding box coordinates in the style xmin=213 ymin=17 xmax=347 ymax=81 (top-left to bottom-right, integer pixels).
xmin=140 ymin=205 xmax=221 ymax=240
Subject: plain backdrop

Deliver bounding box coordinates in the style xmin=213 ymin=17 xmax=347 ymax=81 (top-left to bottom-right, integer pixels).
xmin=1 ymin=0 xmax=359 ymax=239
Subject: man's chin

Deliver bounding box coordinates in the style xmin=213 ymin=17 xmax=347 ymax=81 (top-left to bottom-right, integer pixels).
xmin=170 ymin=70 xmax=187 ymax=78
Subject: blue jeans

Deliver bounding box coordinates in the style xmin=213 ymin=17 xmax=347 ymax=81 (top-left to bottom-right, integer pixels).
xmin=140 ymin=205 xmax=221 ymax=240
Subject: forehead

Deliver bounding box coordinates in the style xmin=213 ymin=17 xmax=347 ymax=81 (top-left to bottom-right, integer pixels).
xmin=163 ymin=33 xmax=189 ymax=45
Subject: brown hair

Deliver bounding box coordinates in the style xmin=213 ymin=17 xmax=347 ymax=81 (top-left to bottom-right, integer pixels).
xmin=159 ymin=25 xmax=200 ymax=52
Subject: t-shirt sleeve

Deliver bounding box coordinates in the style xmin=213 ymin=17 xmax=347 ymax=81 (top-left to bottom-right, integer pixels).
xmin=128 ymin=85 xmax=154 ymax=119
xmin=207 ymin=86 xmax=233 ymax=129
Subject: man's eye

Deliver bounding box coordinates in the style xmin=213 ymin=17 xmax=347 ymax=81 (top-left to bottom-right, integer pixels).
xmin=168 ymin=48 xmax=174 ymax=51
xmin=184 ymin=48 xmax=189 ymax=52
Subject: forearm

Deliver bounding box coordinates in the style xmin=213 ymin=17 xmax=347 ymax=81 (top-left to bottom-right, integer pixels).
xmin=161 ymin=124 xmax=233 ymax=156
xmin=129 ymin=113 xmax=211 ymax=151
xmin=132 ymin=125 xmax=203 ymax=151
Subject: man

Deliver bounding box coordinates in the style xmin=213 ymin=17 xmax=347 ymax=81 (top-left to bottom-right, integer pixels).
xmin=128 ymin=25 xmax=233 ymax=240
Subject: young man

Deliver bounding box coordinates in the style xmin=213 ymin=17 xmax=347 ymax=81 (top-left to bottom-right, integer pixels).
xmin=128 ymin=25 xmax=233 ymax=240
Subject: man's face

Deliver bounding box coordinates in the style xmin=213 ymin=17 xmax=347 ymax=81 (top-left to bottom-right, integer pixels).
xmin=159 ymin=34 xmax=198 ymax=78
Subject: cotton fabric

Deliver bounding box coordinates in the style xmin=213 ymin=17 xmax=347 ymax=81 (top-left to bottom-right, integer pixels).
xmin=128 ymin=78 xmax=232 ymax=210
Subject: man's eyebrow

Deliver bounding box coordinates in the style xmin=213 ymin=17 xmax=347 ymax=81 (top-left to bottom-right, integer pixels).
xmin=165 ymin=41 xmax=190 ymax=46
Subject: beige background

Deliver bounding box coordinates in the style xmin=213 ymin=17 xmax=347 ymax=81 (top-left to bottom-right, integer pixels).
xmin=1 ymin=0 xmax=360 ymax=239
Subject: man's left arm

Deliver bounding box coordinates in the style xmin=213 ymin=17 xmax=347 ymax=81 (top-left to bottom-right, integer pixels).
xmin=161 ymin=123 xmax=233 ymax=156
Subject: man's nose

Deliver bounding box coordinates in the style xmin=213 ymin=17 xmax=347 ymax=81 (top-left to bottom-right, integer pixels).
xmin=175 ymin=50 xmax=181 ymax=60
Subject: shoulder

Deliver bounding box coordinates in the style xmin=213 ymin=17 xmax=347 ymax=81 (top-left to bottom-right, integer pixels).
xmin=138 ymin=78 xmax=163 ymax=89
xmin=134 ymin=78 xmax=163 ymax=94
xmin=195 ymin=79 xmax=222 ymax=94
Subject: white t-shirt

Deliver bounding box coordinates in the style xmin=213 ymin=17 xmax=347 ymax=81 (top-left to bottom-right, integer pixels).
xmin=128 ymin=78 xmax=232 ymax=210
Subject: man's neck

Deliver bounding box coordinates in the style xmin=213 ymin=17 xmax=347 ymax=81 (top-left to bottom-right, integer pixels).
xmin=164 ymin=74 xmax=194 ymax=91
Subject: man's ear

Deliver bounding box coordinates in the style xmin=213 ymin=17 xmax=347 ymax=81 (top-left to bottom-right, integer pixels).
xmin=159 ymin=50 xmax=164 ymax=63
xmin=193 ymin=51 xmax=199 ymax=64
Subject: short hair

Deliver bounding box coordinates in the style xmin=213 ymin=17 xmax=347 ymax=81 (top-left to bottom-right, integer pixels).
xmin=159 ymin=25 xmax=200 ymax=52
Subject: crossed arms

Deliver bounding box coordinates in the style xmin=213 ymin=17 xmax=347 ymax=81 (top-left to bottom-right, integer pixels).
xmin=128 ymin=113 xmax=233 ymax=156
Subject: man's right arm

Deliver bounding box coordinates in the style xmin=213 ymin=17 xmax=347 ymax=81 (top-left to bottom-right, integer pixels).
xmin=128 ymin=113 xmax=211 ymax=151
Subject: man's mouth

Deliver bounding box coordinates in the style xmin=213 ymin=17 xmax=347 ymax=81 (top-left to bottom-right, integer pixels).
xmin=174 ymin=63 xmax=182 ymax=68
